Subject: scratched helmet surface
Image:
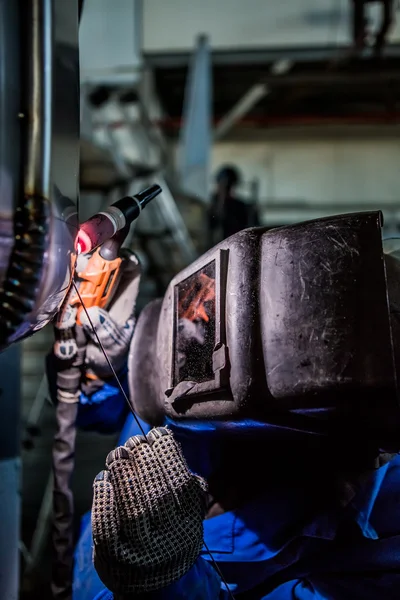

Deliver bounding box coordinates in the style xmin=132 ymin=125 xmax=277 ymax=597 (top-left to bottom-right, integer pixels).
xmin=128 ymin=212 xmax=400 ymax=453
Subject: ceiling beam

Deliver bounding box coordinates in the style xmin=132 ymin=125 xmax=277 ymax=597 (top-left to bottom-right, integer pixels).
xmin=145 ymin=44 xmax=400 ymax=68
xmin=213 ymin=83 xmax=269 ymax=141
xmin=260 ymin=71 xmax=400 ymax=87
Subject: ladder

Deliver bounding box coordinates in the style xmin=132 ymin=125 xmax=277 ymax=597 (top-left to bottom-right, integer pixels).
xmin=82 ymin=85 xmax=198 ymax=286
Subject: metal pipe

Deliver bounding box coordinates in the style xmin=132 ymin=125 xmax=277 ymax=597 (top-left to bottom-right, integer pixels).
xmin=25 ymin=0 xmax=52 ymax=199
xmin=213 ymin=84 xmax=269 ymax=141
xmin=0 ymin=0 xmax=80 ymax=350
xmin=144 ymin=44 xmax=400 ymax=69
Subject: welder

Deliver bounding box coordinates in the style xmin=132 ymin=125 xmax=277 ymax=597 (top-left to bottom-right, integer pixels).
xmin=208 ymin=165 xmax=259 ymax=248
xmin=73 ymin=211 xmax=400 ymax=600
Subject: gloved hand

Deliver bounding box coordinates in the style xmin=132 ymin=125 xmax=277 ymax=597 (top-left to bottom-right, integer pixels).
xmin=92 ymin=427 xmax=207 ymax=595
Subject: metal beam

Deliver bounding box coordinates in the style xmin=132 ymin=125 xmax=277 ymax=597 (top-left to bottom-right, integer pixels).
xmin=144 ymin=44 xmax=400 ymax=69
xmin=178 ymin=34 xmax=212 ymax=201
xmin=261 ymin=205 xmax=400 ymax=227
xmin=259 ymin=71 xmax=400 ymax=87
xmin=213 ymin=83 xmax=268 ymax=141
xmin=260 ymin=201 xmax=400 ymax=212
xmin=133 ymin=0 xmax=143 ymax=61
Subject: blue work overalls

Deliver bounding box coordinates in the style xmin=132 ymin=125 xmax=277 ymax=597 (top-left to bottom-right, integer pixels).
xmin=73 ymin=413 xmax=400 ymax=600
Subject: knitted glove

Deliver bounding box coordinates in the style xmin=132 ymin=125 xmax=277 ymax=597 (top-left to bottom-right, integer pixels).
xmin=92 ymin=427 xmax=207 ymax=595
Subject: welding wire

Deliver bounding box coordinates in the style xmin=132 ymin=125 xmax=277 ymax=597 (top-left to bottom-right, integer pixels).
xmin=72 ymin=283 xmax=236 ymax=599
xmin=72 ymin=282 xmax=148 ymax=438
xmin=202 ymin=542 xmax=235 ymax=600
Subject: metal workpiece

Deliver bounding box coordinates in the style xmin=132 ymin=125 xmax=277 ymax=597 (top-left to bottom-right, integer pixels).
xmin=24 ymin=0 xmax=53 ymax=199
xmin=2 ymin=0 xmax=54 ymax=343
xmin=0 ymin=0 xmax=21 ymax=318
xmin=0 ymin=0 xmax=80 ymax=349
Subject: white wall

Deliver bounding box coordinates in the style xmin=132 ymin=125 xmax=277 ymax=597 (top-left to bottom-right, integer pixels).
xmin=79 ymin=0 xmax=141 ymax=83
xmin=79 ymin=1 xmax=400 ymax=80
xmin=210 ymin=135 xmax=400 ymax=227
xmin=144 ymin=0 xmax=400 ymax=53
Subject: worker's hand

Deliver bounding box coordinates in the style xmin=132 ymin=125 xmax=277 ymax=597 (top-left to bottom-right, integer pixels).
xmin=80 ymin=250 xmax=141 ymax=382
xmin=92 ymin=427 xmax=207 ymax=595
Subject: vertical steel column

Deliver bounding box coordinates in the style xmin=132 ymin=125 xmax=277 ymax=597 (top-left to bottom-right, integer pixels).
xmin=178 ymin=35 xmax=212 ymax=202
xmin=0 ymin=344 xmax=22 ymax=600
xmin=133 ymin=0 xmax=143 ymax=61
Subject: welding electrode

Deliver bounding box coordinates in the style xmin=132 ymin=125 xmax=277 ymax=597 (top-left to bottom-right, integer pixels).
xmin=76 ymin=184 xmax=162 ymax=254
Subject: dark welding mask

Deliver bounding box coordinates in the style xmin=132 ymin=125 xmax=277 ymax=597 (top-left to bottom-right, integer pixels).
xmin=128 ymin=211 xmax=400 ymax=451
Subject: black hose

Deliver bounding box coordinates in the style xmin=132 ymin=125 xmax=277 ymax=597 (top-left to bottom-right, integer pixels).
xmin=47 ymin=323 xmax=86 ymax=600
xmin=51 ymin=396 xmax=78 ymax=600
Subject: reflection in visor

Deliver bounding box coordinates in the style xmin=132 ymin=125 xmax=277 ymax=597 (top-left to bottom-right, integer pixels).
xmin=174 ymin=261 xmax=216 ymax=385
xmin=178 ymin=272 xmax=215 ymax=323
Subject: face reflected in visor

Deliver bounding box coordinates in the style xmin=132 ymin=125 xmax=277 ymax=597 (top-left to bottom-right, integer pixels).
xmin=175 ymin=263 xmax=216 ymax=385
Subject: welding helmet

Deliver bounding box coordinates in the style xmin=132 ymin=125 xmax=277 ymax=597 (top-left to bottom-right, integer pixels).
xmin=128 ymin=211 xmax=400 ymax=452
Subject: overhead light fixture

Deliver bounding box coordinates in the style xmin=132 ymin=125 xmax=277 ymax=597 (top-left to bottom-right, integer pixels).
xmin=270 ymin=59 xmax=294 ymax=76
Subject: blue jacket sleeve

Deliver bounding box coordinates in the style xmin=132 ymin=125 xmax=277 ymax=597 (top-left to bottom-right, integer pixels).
xmin=92 ymin=557 xmax=223 ymax=600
